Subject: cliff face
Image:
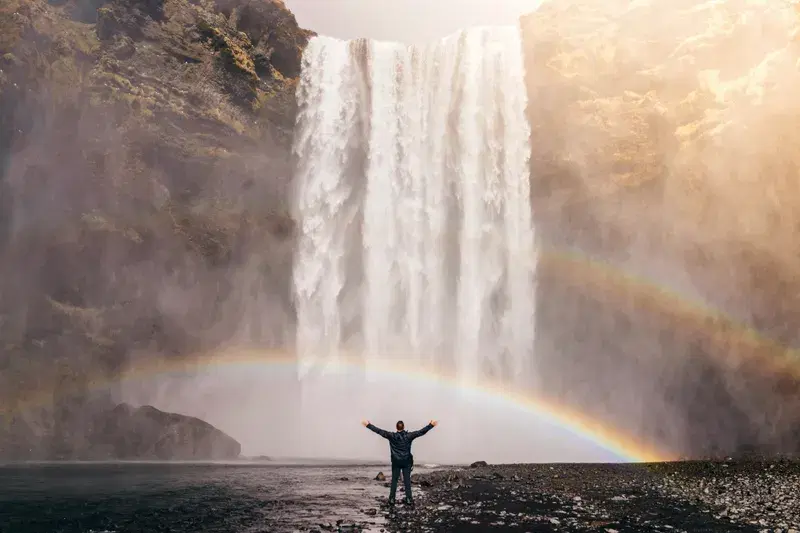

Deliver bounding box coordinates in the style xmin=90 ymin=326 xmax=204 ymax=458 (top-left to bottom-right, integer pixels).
xmin=0 ymin=0 xmax=309 ymax=459
xmin=522 ymin=0 xmax=800 ymax=456
xmin=4 ymin=0 xmax=800 ymax=461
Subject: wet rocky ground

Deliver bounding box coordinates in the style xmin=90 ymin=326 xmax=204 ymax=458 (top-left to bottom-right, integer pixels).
xmin=4 ymin=461 xmax=798 ymax=532
xmin=361 ymin=460 xmax=800 ymax=532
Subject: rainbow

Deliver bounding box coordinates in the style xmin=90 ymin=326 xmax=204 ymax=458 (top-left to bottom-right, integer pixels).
xmin=6 ymin=347 xmax=672 ymax=463
xmin=539 ymin=248 xmax=800 ymax=380
xmin=9 ymin=246 xmax=793 ymax=465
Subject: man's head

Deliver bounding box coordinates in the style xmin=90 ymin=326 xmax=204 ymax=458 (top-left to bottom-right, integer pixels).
xmin=396 ymin=420 xmax=405 ymax=431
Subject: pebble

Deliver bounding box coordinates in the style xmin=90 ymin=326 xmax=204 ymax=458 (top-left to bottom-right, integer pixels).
xmin=381 ymin=461 xmax=800 ymax=532
xmin=656 ymin=463 xmax=800 ymax=530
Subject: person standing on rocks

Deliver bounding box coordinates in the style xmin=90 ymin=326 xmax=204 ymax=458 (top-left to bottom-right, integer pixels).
xmin=362 ymin=419 xmax=438 ymax=506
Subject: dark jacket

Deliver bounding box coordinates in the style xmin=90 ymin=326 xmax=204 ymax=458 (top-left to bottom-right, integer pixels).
xmin=367 ymin=423 xmax=434 ymax=466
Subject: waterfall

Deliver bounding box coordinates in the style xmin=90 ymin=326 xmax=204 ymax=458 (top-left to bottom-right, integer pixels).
xmin=292 ymin=27 xmax=536 ymax=391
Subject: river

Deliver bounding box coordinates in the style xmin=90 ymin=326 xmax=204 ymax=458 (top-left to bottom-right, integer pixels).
xmin=0 ymin=462 xmax=428 ymax=533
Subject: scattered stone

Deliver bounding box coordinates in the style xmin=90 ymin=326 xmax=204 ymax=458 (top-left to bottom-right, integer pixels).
xmin=382 ymin=461 xmax=800 ymax=532
xmin=654 ymin=460 xmax=800 ymax=531
xmin=375 ymin=472 xmax=386 ymax=482
xmin=470 ymin=461 xmax=488 ymax=468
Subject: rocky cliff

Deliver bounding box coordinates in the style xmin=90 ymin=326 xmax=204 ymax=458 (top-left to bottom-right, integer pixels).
xmin=0 ymin=0 xmax=309 ymax=459
xmin=3 ymin=0 xmax=800 ymax=461
xmin=523 ymin=0 xmax=800 ymax=456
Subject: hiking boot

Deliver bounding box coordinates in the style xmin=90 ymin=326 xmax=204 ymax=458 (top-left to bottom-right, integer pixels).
xmin=388 ymin=498 xmax=396 ymax=506
xmin=404 ymin=498 xmax=414 ymax=506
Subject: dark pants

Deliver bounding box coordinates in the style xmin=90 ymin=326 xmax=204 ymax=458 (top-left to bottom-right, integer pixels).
xmin=389 ymin=462 xmax=412 ymax=502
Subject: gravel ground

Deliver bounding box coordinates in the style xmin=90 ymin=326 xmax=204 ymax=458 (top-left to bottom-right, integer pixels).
xmin=652 ymin=460 xmax=800 ymax=532
xmin=366 ymin=460 xmax=800 ymax=532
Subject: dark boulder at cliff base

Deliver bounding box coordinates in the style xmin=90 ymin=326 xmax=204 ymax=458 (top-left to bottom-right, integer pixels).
xmin=92 ymin=403 xmax=241 ymax=460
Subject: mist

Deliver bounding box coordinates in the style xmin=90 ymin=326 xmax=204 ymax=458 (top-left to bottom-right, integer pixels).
xmin=284 ymin=0 xmax=542 ymax=42
xmin=3 ymin=0 xmax=800 ymax=464
xmin=523 ymin=0 xmax=800 ymax=458
xmin=0 ymin=0 xmax=302 ymax=459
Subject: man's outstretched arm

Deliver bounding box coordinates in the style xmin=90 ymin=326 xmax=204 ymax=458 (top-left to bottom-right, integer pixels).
xmin=362 ymin=420 xmax=392 ymax=439
xmin=408 ymin=420 xmax=438 ymax=440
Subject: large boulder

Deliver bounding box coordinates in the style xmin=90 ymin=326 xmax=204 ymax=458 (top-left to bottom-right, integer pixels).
xmin=92 ymin=403 xmax=241 ymax=460
xmin=522 ymin=0 xmax=800 ymax=457
xmin=0 ymin=402 xmax=241 ymax=460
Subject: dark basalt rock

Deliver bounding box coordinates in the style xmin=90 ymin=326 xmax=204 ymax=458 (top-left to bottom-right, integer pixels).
xmin=0 ymin=403 xmax=241 ymax=460
xmin=91 ymin=403 xmax=241 ymax=460
xmin=386 ymin=462 xmax=800 ymax=532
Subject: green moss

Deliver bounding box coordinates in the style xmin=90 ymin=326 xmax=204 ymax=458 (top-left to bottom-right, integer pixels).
xmin=251 ymin=87 xmax=274 ymax=112
xmin=220 ymin=43 xmax=255 ymax=78
xmin=205 ymin=105 xmax=246 ymax=133
xmin=93 ymin=70 xmax=135 ymax=92
xmin=197 ymin=19 xmax=257 ymax=80
xmin=49 ymin=56 xmax=85 ymax=86
xmin=1 ymin=53 xmax=20 ymax=65
xmin=68 ymin=26 xmax=100 ymax=57
xmin=0 ymin=0 xmax=26 ymax=53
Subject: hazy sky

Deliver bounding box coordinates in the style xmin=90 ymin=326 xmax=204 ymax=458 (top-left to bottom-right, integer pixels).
xmin=283 ymin=0 xmax=543 ymax=42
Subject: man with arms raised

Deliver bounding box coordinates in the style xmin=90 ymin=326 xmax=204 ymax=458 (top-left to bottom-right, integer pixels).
xmin=362 ymin=419 xmax=438 ymax=506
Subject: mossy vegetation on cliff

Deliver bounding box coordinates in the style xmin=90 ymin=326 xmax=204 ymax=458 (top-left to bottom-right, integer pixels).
xmin=0 ymin=0 xmax=310 ymax=459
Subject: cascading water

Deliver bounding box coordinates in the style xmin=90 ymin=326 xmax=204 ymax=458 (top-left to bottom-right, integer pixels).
xmin=291 ymin=27 xmax=538 ymax=459
xmin=293 ymin=26 xmax=536 ymax=383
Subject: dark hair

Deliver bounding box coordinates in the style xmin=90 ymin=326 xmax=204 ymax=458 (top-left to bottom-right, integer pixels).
xmin=396 ymin=420 xmax=404 ymax=431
